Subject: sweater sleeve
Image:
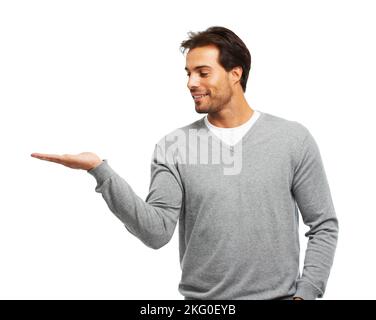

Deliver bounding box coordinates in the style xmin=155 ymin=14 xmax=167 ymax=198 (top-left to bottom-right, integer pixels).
xmin=291 ymin=129 xmax=339 ymax=300
xmin=87 ymin=144 xmax=184 ymax=249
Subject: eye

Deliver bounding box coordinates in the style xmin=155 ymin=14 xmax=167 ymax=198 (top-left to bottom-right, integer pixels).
xmin=185 ymin=72 xmax=208 ymax=77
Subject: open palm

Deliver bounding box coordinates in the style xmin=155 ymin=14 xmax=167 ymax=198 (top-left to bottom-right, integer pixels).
xmin=30 ymin=152 xmax=102 ymax=171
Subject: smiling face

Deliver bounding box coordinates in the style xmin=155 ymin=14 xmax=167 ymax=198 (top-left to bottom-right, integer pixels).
xmin=185 ymin=45 xmax=234 ymax=114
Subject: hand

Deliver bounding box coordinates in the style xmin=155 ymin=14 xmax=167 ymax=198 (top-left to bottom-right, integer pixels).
xmin=30 ymin=152 xmax=103 ymax=171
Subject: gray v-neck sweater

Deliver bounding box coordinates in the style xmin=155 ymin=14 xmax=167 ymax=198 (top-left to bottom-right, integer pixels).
xmin=88 ymin=111 xmax=339 ymax=300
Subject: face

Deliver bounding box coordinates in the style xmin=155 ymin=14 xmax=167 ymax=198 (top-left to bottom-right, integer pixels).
xmin=185 ymin=45 xmax=234 ymax=114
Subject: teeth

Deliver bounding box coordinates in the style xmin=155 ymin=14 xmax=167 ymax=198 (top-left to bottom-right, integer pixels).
xmin=193 ymin=94 xmax=208 ymax=99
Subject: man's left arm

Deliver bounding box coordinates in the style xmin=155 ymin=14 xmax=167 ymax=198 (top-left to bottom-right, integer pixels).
xmin=291 ymin=128 xmax=339 ymax=300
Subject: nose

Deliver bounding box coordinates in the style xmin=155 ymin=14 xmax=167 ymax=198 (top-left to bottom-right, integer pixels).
xmin=187 ymin=74 xmax=200 ymax=91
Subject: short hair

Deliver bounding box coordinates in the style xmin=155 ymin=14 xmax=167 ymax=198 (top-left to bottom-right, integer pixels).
xmin=180 ymin=26 xmax=251 ymax=92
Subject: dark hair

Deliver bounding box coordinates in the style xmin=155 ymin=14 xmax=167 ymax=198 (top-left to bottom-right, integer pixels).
xmin=180 ymin=26 xmax=251 ymax=92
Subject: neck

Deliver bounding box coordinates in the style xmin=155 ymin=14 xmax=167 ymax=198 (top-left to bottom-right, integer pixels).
xmin=207 ymin=95 xmax=254 ymax=128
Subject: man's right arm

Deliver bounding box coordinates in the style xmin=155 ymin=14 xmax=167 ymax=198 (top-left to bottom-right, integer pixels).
xmin=87 ymin=144 xmax=183 ymax=250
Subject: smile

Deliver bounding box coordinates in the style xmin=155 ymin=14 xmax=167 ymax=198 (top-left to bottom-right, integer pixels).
xmin=192 ymin=93 xmax=209 ymax=101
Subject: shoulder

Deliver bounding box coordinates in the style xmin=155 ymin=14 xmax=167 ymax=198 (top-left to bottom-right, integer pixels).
xmin=260 ymin=112 xmax=316 ymax=168
xmin=261 ymin=111 xmax=311 ymax=143
xmin=155 ymin=117 xmax=205 ymax=147
xmin=151 ymin=117 xmax=206 ymax=164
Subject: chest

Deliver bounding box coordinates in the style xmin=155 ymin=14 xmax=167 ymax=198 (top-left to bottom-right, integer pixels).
xmin=178 ymin=139 xmax=295 ymax=204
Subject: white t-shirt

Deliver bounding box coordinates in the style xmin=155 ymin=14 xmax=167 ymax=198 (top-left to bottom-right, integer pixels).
xmin=204 ymin=110 xmax=261 ymax=146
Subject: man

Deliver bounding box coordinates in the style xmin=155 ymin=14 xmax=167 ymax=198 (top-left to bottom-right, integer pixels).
xmin=31 ymin=26 xmax=339 ymax=300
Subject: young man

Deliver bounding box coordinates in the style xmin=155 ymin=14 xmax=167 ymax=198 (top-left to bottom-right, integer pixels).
xmin=31 ymin=26 xmax=339 ymax=300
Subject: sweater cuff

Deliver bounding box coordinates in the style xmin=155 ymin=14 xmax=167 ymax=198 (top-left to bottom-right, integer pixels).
xmin=87 ymin=159 xmax=117 ymax=188
xmin=294 ymin=280 xmax=323 ymax=300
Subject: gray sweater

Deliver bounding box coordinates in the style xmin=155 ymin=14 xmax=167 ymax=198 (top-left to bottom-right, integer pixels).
xmin=87 ymin=111 xmax=339 ymax=300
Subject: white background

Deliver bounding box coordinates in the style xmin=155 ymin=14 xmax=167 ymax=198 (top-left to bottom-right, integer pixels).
xmin=1 ymin=0 xmax=375 ymax=299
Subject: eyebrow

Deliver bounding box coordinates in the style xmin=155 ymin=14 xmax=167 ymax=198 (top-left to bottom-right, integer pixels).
xmin=185 ymin=65 xmax=212 ymax=72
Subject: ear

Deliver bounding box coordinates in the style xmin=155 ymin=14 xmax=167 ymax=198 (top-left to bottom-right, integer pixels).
xmin=230 ymin=66 xmax=243 ymax=86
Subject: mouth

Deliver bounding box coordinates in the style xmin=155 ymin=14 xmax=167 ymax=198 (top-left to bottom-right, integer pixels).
xmin=192 ymin=93 xmax=209 ymax=102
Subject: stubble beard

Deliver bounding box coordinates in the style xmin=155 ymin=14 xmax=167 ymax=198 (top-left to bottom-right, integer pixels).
xmin=195 ymin=90 xmax=232 ymax=115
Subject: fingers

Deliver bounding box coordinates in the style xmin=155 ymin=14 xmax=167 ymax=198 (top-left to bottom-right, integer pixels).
xmin=30 ymin=153 xmax=66 ymax=164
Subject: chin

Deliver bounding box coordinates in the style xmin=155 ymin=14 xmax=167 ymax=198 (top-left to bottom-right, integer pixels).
xmin=195 ymin=103 xmax=211 ymax=114
xmin=195 ymin=107 xmax=209 ymax=114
